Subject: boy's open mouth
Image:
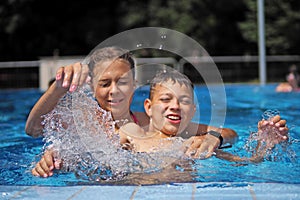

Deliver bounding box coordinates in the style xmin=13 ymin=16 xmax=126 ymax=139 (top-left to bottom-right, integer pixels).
xmin=166 ymin=114 xmax=181 ymax=123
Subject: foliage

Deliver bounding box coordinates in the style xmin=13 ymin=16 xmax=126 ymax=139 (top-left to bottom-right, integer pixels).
xmin=0 ymin=0 xmax=299 ymax=61
xmin=239 ymin=0 xmax=300 ymax=54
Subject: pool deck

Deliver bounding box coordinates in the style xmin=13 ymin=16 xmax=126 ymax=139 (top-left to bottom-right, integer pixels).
xmin=1 ymin=182 xmax=299 ymax=200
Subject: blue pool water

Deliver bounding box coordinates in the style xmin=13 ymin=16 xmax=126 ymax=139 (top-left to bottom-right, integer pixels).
xmin=0 ymin=84 xmax=299 ymax=186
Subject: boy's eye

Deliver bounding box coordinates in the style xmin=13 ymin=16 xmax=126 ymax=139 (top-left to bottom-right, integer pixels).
xmin=159 ymin=97 xmax=171 ymax=102
xmin=118 ymin=80 xmax=129 ymax=85
xmin=180 ymin=98 xmax=193 ymax=105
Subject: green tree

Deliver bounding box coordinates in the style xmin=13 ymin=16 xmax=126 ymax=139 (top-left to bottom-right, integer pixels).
xmin=119 ymin=0 xmax=248 ymax=56
xmin=239 ymin=0 xmax=300 ymax=55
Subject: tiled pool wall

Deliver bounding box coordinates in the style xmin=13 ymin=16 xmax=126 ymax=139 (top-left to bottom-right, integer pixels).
xmin=1 ymin=183 xmax=299 ymax=200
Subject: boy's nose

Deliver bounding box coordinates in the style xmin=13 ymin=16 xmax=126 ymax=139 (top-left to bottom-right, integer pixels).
xmin=170 ymin=99 xmax=180 ymax=110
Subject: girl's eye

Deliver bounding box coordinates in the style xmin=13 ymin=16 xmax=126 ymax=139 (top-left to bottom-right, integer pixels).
xmin=98 ymin=81 xmax=111 ymax=87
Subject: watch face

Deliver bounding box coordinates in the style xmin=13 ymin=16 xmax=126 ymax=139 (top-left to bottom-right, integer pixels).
xmin=208 ymin=130 xmax=223 ymax=148
xmin=208 ymin=130 xmax=221 ymax=137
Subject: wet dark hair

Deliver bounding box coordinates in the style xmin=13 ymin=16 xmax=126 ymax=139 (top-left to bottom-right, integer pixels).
xmin=88 ymin=46 xmax=135 ymax=78
xmin=149 ymin=69 xmax=194 ymax=100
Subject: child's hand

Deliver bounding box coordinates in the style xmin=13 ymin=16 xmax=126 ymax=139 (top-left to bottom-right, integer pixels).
xmin=257 ymin=115 xmax=289 ymax=148
xmin=31 ymin=150 xmax=62 ymax=178
xmin=55 ymin=62 xmax=90 ymax=92
xmin=184 ymin=134 xmax=219 ymax=159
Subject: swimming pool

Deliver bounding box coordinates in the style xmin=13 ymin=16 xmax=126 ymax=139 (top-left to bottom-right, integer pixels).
xmin=0 ymin=84 xmax=299 ymax=198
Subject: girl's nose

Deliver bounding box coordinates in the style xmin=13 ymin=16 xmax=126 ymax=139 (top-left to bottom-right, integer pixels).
xmin=109 ymin=82 xmax=119 ymax=95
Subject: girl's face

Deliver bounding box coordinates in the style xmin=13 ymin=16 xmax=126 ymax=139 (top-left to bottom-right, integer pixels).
xmin=145 ymin=80 xmax=195 ymax=137
xmin=92 ymin=59 xmax=134 ymax=120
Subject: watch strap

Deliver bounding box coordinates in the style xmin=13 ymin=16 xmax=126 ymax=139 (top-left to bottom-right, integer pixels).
xmin=207 ymin=130 xmax=223 ymax=148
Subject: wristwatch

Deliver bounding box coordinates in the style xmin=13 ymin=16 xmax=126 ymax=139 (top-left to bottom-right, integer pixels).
xmin=207 ymin=130 xmax=223 ymax=148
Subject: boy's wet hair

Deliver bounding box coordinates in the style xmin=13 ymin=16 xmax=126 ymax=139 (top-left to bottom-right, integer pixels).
xmin=149 ymin=69 xmax=194 ymax=100
xmin=88 ymin=46 xmax=135 ymax=77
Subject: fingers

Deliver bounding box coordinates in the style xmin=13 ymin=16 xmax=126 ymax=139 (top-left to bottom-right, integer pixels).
xmin=184 ymin=135 xmax=218 ymax=159
xmin=62 ymin=64 xmax=76 ymax=90
xmin=257 ymin=115 xmax=289 ymax=143
xmin=31 ymin=158 xmax=53 ymax=178
xmin=31 ymin=150 xmax=56 ymax=178
xmin=194 ymin=142 xmax=216 ymax=159
xmin=44 ymin=150 xmax=54 ymax=170
xmin=68 ymin=62 xmax=81 ymax=92
xmin=185 ymin=137 xmax=203 ymax=157
xmin=270 ymin=115 xmax=281 ymax=124
xmin=258 ymin=115 xmax=285 ymax=128
xmin=275 ymin=119 xmax=286 ymax=127
xmin=56 ymin=62 xmax=89 ymax=92
xmin=78 ymin=64 xmax=89 ymax=86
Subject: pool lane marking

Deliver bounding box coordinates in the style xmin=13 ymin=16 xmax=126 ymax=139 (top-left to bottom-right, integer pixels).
xmin=248 ymin=185 xmax=257 ymax=200
xmin=67 ymin=186 xmax=87 ymax=200
xmin=130 ymin=185 xmax=141 ymax=200
xmin=192 ymin=183 xmax=196 ymax=200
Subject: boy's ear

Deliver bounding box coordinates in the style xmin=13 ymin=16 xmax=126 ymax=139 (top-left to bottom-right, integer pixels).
xmin=192 ymin=104 xmax=196 ymax=115
xmin=144 ymin=99 xmax=152 ymax=117
xmin=133 ymin=79 xmax=138 ymax=90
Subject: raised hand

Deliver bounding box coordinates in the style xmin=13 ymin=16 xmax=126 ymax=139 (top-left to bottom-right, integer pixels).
xmin=257 ymin=115 xmax=289 ymax=149
xmin=55 ymin=62 xmax=90 ymax=92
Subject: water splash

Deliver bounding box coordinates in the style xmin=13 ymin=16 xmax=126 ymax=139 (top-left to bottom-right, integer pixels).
xmin=41 ymin=84 xmax=185 ymax=182
xmin=262 ymin=109 xmax=280 ymax=120
xmin=244 ymin=109 xmax=297 ymax=162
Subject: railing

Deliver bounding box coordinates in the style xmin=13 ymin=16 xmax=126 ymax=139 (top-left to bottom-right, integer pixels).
xmin=0 ymin=55 xmax=300 ymax=90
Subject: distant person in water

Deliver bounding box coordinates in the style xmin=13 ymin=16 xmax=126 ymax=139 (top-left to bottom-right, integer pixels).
xmin=276 ymin=64 xmax=300 ymax=92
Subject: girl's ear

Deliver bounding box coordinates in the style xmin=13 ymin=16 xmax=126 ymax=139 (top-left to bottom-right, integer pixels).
xmin=144 ymin=98 xmax=152 ymax=117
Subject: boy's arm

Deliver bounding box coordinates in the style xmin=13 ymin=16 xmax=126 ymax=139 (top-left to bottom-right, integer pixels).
xmin=207 ymin=126 xmax=238 ymax=145
xmin=215 ymin=115 xmax=288 ymax=163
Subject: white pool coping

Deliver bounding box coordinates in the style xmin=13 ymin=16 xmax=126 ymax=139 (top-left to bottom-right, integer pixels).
xmin=1 ymin=182 xmax=299 ymax=200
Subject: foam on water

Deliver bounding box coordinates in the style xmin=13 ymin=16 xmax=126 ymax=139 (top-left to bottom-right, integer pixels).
xmin=41 ymin=84 xmax=185 ymax=181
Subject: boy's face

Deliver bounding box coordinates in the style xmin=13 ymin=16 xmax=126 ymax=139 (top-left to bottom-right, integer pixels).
xmin=145 ymin=80 xmax=196 ymax=136
xmin=93 ymin=59 xmax=135 ymax=120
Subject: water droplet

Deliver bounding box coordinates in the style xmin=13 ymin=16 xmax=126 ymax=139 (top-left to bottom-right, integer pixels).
xmin=136 ymin=44 xmax=142 ymax=48
xmin=159 ymin=44 xmax=163 ymax=50
xmin=161 ymin=35 xmax=167 ymax=39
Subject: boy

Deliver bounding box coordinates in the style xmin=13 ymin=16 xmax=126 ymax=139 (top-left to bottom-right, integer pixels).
xmin=119 ymin=70 xmax=289 ymax=161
